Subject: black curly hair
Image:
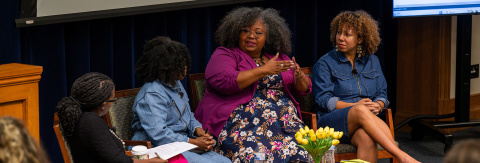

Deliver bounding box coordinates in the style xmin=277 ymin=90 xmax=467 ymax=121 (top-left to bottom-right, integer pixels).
xmin=215 ymin=7 xmax=292 ymax=55
xmin=135 ymin=36 xmax=191 ymax=84
xmin=56 ymin=72 xmax=115 ymax=137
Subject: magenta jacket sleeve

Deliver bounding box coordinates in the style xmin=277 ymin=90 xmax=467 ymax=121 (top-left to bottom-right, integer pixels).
xmin=205 ymin=47 xmax=246 ymax=95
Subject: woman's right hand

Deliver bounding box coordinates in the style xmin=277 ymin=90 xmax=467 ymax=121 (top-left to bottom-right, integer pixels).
xmin=190 ymin=135 xmax=215 ymax=151
xmin=261 ymin=53 xmax=294 ymax=75
xmin=356 ymin=98 xmax=372 ymax=105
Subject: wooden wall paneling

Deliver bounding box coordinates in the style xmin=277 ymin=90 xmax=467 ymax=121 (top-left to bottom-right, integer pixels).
xmin=0 ymin=63 xmax=43 ymax=142
xmin=396 ymin=16 xmax=451 ymax=131
xmin=437 ymin=17 xmax=452 ymax=116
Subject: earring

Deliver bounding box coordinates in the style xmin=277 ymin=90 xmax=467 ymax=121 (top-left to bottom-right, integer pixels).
xmin=356 ymin=44 xmax=363 ymax=57
xmin=102 ymin=106 xmax=105 ymax=110
xmin=335 ymin=45 xmax=339 ymax=51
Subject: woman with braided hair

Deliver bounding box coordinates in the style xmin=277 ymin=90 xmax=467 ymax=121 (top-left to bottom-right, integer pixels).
xmin=56 ymin=72 xmax=166 ymax=163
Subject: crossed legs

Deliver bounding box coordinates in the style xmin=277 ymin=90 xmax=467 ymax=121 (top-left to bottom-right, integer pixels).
xmin=348 ymin=104 xmax=420 ymax=163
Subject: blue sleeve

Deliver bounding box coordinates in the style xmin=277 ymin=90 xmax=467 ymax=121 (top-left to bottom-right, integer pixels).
xmin=313 ymin=60 xmax=337 ymax=112
xmin=177 ymin=80 xmax=202 ymax=138
xmin=371 ymin=56 xmax=389 ymax=110
xmin=181 ymin=87 xmax=203 ymax=136
xmin=135 ymin=93 xmax=189 ymax=146
xmin=187 ymin=109 xmax=203 ymax=136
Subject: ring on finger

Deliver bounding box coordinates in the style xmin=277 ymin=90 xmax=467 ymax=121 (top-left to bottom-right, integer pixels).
xmin=280 ymin=63 xmax=284 ymax=67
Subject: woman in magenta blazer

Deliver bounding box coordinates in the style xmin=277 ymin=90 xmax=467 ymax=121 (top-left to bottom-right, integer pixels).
xmin=194 ymin=7 xmax=312 ymax=162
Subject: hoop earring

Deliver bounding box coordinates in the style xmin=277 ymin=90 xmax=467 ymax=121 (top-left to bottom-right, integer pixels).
xmin=356 ymin=44 xmax=363 ymax=57
xmin=335 ymin=45 xmax=339 ymax=51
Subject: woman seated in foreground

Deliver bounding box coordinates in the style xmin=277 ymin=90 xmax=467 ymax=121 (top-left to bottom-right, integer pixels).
xmin=312 ymin=10 xmax=419 ymax=163
xmin=194 ymin=7 xmax=312 ymax=162
xmin=57 ymin=72 xmax=166 ymax=163
xmin=130 ymin=36 xmax=230 ymax=163
xmin=0 ymin=116 xmax=50 ymax=163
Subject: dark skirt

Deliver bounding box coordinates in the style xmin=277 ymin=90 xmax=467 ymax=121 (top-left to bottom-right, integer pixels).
xmin=317 ymin=105 xmax=353 ymax=143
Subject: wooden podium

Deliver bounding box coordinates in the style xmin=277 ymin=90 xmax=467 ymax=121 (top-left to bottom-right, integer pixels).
xmin=0 ymin=63 xmax=43 ymax=142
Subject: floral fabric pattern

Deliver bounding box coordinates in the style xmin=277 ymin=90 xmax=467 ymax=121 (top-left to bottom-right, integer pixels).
xmin=216 ymin=66 xmax=309 ymax=163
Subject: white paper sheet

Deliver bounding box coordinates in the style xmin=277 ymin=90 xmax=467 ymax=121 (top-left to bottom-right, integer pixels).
xmin=147 ymin=142 xmax=197 ymax=160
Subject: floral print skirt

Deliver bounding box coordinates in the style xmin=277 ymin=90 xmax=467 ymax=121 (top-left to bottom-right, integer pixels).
xmin=216 ymin=74 xmax=309 ymax=163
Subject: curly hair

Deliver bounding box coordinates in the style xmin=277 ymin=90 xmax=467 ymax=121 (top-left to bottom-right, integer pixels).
xmin=330 ymin=10 xmax=381 ymax=56
xmin=0 ymin=116 xmax=49 ymax=163
xmin=56 ymin=72 xmax=115 ymax=137
xmin=215 ymin=7 xmax=292 ymax=55
xmin=444 ymin=139 xmax=480 ymax=163
xmin=135 ymin=36 xmax=191 ymax=84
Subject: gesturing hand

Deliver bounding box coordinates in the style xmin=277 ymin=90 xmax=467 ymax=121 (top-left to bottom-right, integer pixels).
xmin=292 ymin=57 xmax=305 ymax=83
xmin=262 ymin=53 xmax=293 ymax=75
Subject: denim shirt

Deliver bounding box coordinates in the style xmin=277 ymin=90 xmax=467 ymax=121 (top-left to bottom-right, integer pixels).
xmin=313 ymin=48 xmax=389 ymax=114
xmin=130 ymin=80 xmax=202 ymax=147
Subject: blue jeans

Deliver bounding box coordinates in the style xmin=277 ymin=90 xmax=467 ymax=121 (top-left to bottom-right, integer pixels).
xmin=181 ymin=151 xmax=231 ymax=163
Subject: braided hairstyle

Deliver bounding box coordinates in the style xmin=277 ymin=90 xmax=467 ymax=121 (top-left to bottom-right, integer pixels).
xmin=135 ymin=36 xmax=191 ymax=84
xmin=0 ymin=116 xmax=49 ymax=163
xmin=56 ymin=72 xmax=115 ymax=137
xmin=215 ymin=7 xmax=292 ymax=55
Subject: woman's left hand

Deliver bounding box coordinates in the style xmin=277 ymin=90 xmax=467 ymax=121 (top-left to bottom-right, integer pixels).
xmin=194 ymin=127 xmax=207 ymax=137
xmin=364 ymin=101 xmax=382 ymax=115
xmin=292 ymin=57 xmax=305 ymax=83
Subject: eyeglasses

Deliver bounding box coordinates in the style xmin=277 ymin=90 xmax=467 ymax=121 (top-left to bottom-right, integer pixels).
xmin=240 ymin=28 xmax=265 ymax=39
xmin=106 ymin=96 xmax=119 ymax=104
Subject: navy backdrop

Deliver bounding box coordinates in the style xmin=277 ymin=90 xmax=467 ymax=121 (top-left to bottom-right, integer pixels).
xmin=0 ymin=0 xmax=397 ymax=162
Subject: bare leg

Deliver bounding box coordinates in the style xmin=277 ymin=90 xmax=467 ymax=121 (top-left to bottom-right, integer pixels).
xmin=351 ymin=128 xmax=378 ymax=163
xmin=347 ymin=104 xmax=420 ymax=163
xmin=373 ymin=114 xmax=395 ymax=144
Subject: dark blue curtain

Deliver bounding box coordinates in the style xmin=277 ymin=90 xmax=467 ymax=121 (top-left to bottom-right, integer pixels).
xmin=0 ymin=0 xmax=396 ymax=162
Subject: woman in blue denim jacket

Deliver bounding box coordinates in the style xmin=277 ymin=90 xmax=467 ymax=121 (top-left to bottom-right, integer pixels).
xmin=313 ymin=11 xmax=419 ymax=163
xmin=130 ymin=36 xmax=230 ymax=163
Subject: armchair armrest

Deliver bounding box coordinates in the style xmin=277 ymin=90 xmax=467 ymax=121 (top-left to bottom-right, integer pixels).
xmin=301 ymin=111 xmax=317 ymax=132
xmin=384 ymin=108 xmax=394 ymax=138
xmin=123 ymin=140 xmax=152 ymax=156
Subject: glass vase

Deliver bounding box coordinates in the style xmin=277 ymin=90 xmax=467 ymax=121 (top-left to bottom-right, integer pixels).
xmin=308 ymin=153 xmax=324 ymax=163
xmin=322 ymin=149 xmax=335 ymax=163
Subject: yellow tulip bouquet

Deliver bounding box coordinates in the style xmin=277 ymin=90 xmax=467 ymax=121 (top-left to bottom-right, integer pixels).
xmin=295 ymin=126 xmax=343 ymax=163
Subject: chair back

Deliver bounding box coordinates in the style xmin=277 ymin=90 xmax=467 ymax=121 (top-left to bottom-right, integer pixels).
xmin=53 ymin=113 xmax=74 ymax=163
xmin=297 ymin=67 xmax=316 ymax=113
xmin=103 ymin=88 xmax=140 ymax=140
xmin=188 ymin=73 xmax=206 ymax=112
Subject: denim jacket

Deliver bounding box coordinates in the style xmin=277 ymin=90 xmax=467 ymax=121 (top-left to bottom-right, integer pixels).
xmin=313 ymin=49 xmax=389 ymax=114
xmin=130 ymin=80 xmax=202 ymax=147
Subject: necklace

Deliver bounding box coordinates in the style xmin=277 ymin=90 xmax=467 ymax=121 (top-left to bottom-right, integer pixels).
xmin=110 ymin=129 xmax=125 ymax=149
xmin=253 ymin=53 xmax=265 ymax=65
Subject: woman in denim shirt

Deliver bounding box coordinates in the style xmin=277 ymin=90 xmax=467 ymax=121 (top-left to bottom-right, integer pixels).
xmin=313 ymin=11 xmax=419 ymax=163
xmin=130 ymin=36 xmax=230 ymax=163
